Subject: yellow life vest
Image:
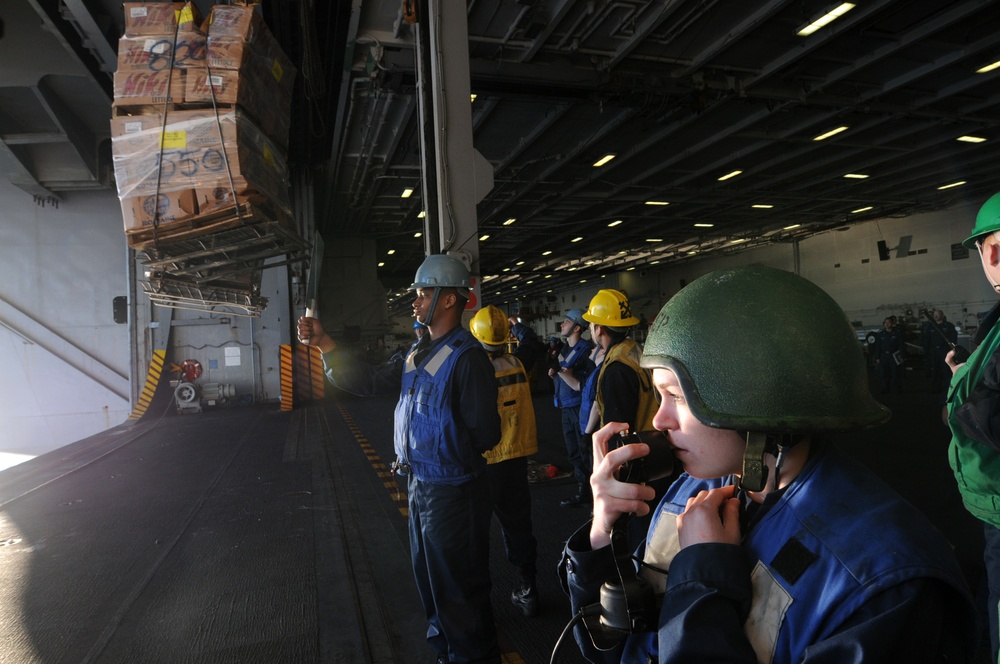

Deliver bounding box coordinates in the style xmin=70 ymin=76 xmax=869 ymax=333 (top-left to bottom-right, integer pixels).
xmin=596 ymin=338 xmax=658 ymax=431
xmin=484 ymin=353 xmax=538 ymax=463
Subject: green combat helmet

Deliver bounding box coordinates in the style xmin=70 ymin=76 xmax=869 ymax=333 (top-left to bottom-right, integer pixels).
xmin=640 ymin=266 xmax=889 ymax=434
xmin=962 ymin=191 xmax=1000 ymax=249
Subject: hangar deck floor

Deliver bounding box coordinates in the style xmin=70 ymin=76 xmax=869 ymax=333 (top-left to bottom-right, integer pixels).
xmin=0 ymin=369 xmax=990 ymax=663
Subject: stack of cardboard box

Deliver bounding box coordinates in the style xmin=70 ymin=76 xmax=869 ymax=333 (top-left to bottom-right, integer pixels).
xmin=110 ymin=1 xmax=304 ymax=316
xmin=110 ymin=1 xmax=297 ymax=242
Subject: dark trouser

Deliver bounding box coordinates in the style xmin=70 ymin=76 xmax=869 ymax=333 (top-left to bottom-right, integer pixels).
xmin=928 ymin=348 xmax=949 ymax=392
xmin=485 ymin=456 xmax=537 ymax=581
xmin=878 ymin=354 xmax=903 ymax=392
xmin=408 ymin=473 xmax=499 ymax=663
xmin=560 ymin=405 xmax=592 ymax=485
xmin=984 ymin=521 xmax=1000 ymax=664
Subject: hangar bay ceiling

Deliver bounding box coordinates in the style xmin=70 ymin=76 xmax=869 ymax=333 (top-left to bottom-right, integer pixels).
xmin=6 ymin=0 xmax=1000 ymax=311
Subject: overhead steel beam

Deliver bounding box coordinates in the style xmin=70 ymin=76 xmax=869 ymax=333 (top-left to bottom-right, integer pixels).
xmin=35 ymin=78 xmax=100 ymax=180
xmin=59 ymin=0 xmax=118 ymax=74
xmin=0 ymin=137 xmax=57 ymax=199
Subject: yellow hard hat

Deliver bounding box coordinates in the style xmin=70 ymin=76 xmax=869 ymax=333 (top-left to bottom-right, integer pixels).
xmin=582 ymin=288 xmax=639 ymax=327
xmin=470 ymin=305 xmax=509 ymax=348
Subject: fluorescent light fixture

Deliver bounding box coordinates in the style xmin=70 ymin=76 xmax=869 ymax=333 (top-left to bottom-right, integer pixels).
xmin=976 ymin=60 xmax=1000 ymax=74
xmin=470 ymin=93 xmax=477 ymax=102
xmin=627 ymin=266 xmax=635 ymax=271
xmin=417 ymin=210 xmax=426 ymax=218
xmin=718 ymin=170 xmax=743 ymax=181
xmin=579 ymin=279 xmax=587 ymax=283
xmin=844 ymin=173 xmax=869 ymax=179
xmin=813 ymin=125 xmax=848 ymax=141
xmin=730 ymin=238 xmax=748 ymax=244
xmin=783 ymin=224 xmax=801 ymax=230
xmin=608 ymin=219 xmax=623 ymax=227
xmin=957 ymin=135 xmax=987 ymax=143
xmin=378 ymin=262 xmax=385 ymax=267
xmin=516 ymin=261 xmax=525 ymax=266
xmin=751 ymin=204 xmax=774 ymax=209
xmin=401 ymin=188 xmax=414 ymax=198
xmin=542 ymin=250 xmax=552 ymax=256
xmin=387 ymin=249 xmax=395 ymax=255
xmin=479 ymin=234 xmax=490 ymax=241
xmin=649 ymin=260 xmax=660 ymax=265
xmin=526 ymin=280 xmax=533 ymax=284
xmin=502 ymin=267 xmax=511 ymax=272
xmin=571 ymin=237 xmax=583 ymax=242
xmin=796 ymin=3 xmax=855 ymax=37
xmin=646 ymin=238 xmax=663 ymax=242
xmin=545 ymin=274 xmax=552 ymax=279
xmin=687 ymin=250 xmax=699 ymax=255
xmin=645 ymin=200 xmax=670 ymax=206
xmin=851 ymin=206 xmax=873 ymax=214
xmin=592 ymin=154 xmax=616 ymax=167
xmin=694 ymin=223 xmax=714 ymax=228
xmin=414 ymin=232 xmax=422 ymax=238
xmin=503 ymin=218 xmax=516 ymax=225
xmin=938 ymin=181 xmax=966 ymax=190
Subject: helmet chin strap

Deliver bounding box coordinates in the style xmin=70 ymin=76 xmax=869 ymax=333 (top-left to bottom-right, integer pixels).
xmin=739 ymin=432 xmax=796 ymax=493
xmin=739 ymin=432 xmax=776 ymax=493
xmin=424 ymin=287 xmax=442 ymax=327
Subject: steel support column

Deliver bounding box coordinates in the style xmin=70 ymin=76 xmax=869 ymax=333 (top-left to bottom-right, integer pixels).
xmin=425 ymin=0 xmax=492 ymax=281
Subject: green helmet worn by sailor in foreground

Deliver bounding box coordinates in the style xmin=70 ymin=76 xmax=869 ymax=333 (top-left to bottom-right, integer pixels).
xmin=962 ymin=190 xmax=1000 ymax=250
xmin=640 ymin=265 xmax=889 ymax=433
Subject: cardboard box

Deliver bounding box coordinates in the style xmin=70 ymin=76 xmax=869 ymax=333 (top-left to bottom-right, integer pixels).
xmin=195 ymin=185 xmax=246 ymax=214
xmin=123 ymin=2 xmax=203 ymax=36
xmin=117 ymin=32 xmax=208 ymax=72
xmin=111 ymin=109 xmax=290 ymax=213
xmin=120 ymin=188 xmax=199 ymax=232
xmin=183 ymin=68 xmax=291 ymax=146
xmin=206 ymin=36 xmax=294 ymax=89
xmin=113 ymin=69 xmax=185 ymax=104
xmin=206 ymin=5 xmax=265 ymax=40
xmin=204 ymin=5 xmax=296 ymax=93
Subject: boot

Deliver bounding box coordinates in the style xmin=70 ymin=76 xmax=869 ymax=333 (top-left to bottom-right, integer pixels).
xmin=511 ymin=580 xmax=539 ymax=618
xmin=559 ymin=483 xmax=592 ymax=508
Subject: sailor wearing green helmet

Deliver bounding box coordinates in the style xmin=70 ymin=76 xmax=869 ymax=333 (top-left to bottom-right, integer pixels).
xmin=947 ymin=191 xmax=1000 ymax=663
xmin=559 ymin=266 xmax=974 ymax=663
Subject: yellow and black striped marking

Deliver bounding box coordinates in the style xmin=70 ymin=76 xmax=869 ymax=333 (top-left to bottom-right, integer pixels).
xmin=279 ymin=344 xmax=294 ymax=412
xmin=127 ymin=349 xmax=166 ymax=421
xmin=293 ymin=344 xmax=325 ymax=402
xmin=336 ymin=403 xmax=408 ymax=517
xmin=309 ymin=346 xmax=326 ymax=397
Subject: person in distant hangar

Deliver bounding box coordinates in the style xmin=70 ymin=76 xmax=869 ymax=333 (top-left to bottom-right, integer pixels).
xmin=298 ymin=253 xmax=503 ymax=663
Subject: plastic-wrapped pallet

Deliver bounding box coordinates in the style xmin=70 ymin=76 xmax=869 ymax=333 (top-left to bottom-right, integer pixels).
xmin=108 ymin=2 xmax=306 ymax=317
xmin=111 ymin=108 xmax=291 ymax=235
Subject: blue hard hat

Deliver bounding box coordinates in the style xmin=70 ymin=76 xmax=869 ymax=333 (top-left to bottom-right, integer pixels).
xmin=565 ymin=308 xmax=587 ymax=328
xmin=409 ymin=254 xmax=471 ymax=290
